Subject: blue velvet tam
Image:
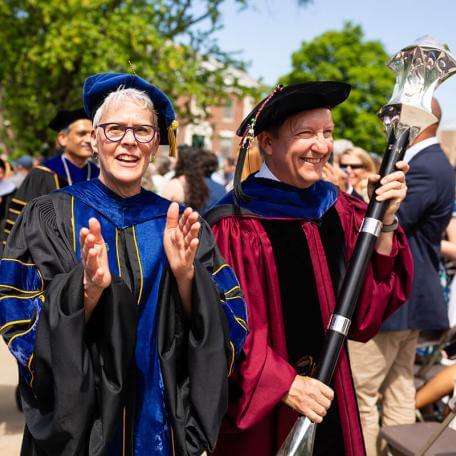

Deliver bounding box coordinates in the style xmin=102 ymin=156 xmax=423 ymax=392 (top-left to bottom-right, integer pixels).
xmin=83 ymin=73 xmax=178 ymax=154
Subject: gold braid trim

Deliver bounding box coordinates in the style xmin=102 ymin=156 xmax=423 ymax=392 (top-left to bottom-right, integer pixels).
xmin=167 ymin=120 xmax=179 ymax=157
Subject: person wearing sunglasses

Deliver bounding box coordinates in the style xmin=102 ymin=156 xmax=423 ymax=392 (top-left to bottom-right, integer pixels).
xmin=339 ymin=147 xmax=377 ymax=202
xmin=0 ymin=73 xmax=247 ymax=456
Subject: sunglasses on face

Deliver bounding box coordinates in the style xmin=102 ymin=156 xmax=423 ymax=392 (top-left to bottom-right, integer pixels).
xmin=339 ymin=163 xmax=365 ymax=170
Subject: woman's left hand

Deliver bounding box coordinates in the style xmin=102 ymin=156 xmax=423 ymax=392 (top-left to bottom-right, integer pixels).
xmin=163 ymin=202 xmax=200 ymax=281
xmin=322 ymin=162 xmax=347 ymax=190
xmin=368 ymin=160 xmax=409 ymax=225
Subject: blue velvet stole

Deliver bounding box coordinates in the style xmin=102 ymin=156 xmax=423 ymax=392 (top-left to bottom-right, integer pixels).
xmin=62 ymin=178 xmax=172 ymax=228
xmin=42 ymin=155 xmax=99 ymax=183
xmin=63 ymin=180 xmax=172 ymax=455
xmin=217 ymin=176 xmax=339 ymax=220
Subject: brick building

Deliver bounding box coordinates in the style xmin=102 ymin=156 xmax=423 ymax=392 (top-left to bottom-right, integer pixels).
xmin=175 ymin=67 xmax=261 ymax=158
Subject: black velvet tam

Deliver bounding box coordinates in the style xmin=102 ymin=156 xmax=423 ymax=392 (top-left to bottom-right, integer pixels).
xmin=237 ymin=81 xmax=351 ymax=137
xmin=48 ymin=108 xmax=89 ymax=132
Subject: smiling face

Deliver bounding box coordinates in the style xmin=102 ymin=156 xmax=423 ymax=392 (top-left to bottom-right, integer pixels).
xmin=258 ymin=108 xmax=334 ymax=189
xmin=91 ymin=99 xmax=159 ymax=197
xmin=339 ymin=155 xmax=367 ymax=189
xmin=59 ymin=119 xmax=93 ymax=161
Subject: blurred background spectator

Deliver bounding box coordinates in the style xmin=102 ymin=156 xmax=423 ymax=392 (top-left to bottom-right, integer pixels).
xmin=151 ymin=155 xmax=172 ymax=194
xmin=6 ymin=155 xmax=33 ymax=188
xmin=199 ymin=149 xmax=226 ymax=212
xmin=162 ymin=146 xmax=209 ymax=211
xmin=0 ymin=158 xmax=15 ymax=240
xmin=332 ymin=138 xmax=354 ymax=164
xmin=339 ymin=147 xmax=377 ymax=202
xmin=223 ymin=157 xmax=236 ymax=189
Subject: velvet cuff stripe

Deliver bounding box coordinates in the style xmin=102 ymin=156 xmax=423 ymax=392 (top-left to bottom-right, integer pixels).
xmin=211 ymin=263 xmax=248 ymax=360
xmin=0 ymin=259 xmax=44 ymax=384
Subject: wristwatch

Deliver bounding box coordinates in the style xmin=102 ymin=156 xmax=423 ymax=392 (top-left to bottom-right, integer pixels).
xmin=381 ymin=216 xmax=398 ymax=233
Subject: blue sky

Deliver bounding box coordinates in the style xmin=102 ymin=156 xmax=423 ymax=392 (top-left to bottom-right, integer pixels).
xmin=215 ymin=0 xmax=456 ymax=129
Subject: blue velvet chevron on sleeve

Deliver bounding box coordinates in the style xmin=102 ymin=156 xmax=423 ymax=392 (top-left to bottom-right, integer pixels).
xmin=0 ymin=258 xmax=44 ymax=385
xmin=211 ymin=263 xmax=248 ymax=371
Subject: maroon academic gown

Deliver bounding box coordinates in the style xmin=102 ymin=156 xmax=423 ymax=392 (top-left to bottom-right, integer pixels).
xmin=209 ymin=191 xmax=413 ymax=456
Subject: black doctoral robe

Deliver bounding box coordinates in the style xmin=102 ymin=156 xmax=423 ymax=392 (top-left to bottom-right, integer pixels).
xmin=0 ymin=166 xmax=67 ymax=255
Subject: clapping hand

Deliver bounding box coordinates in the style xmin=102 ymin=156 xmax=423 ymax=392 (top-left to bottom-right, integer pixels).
xmin=80 ymin=217 xmax=111 ymax=320
xmin=163 ymin=203 xmax=200 ymax=282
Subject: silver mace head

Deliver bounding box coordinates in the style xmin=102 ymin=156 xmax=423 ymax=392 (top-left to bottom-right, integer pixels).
xmin=379 ymin=35 xmax=456 ymax=143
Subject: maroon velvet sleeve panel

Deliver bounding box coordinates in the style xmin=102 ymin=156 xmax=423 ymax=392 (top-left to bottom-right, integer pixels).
xmin=336 ymin=193 xmax=414 ymax=342
xmin=211 ymin=217 xmax=297 ymax=430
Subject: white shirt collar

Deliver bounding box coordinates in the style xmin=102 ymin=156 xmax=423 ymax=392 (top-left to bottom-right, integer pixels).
xmin=255 ymin=162 xmax=281 ymax=182
xmin=404 ymin=136 xmax=439 ymax=164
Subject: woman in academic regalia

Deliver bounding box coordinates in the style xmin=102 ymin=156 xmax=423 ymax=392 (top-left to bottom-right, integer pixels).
xmin=0 ymin=73 xmax=247 ymax=456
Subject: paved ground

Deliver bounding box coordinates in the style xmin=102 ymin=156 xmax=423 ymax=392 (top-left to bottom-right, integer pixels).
xmin=0 ymin=341 xmax=23 ymax=455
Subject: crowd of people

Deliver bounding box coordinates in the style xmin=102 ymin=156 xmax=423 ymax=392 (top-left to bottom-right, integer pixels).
xmin=0 ymin=72 xmax=455 ymax=456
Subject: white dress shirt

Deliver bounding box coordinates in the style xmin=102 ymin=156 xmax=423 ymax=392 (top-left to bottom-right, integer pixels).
xmin=403 ymin=136 xmax=440 ymax=164
xmin=255 ymin=162 xmax=280 ymax=182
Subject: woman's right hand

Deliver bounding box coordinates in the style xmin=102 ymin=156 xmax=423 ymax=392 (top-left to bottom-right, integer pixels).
xmin=80 ymin=217 xmax=111 ymax=320
xmin=282 ymin=375 xmax=334 ymax=423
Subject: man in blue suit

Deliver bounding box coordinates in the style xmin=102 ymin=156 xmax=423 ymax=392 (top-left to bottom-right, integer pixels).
xmin=349 ymin=98 xmax=455 ymax=455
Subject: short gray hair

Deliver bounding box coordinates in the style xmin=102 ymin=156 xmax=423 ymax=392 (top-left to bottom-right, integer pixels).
xmin=93 ymin=87 xmax=158 ymax=128
xmin=333 ymin=139 xmax=354 ymax=156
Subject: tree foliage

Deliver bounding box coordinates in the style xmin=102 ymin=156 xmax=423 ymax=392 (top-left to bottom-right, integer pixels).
xmin=280 ymin=22 xmax=395 ymax=153
xmin=0 ymin=0 xmax=262 ymax=156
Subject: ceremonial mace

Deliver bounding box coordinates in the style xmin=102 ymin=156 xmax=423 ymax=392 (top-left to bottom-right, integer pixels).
xmin=277 ymin=36 xmax=456 ymax=456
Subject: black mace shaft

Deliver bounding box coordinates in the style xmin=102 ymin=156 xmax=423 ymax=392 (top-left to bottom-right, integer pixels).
xmin=315 ymin=127 xmax=410 ymax=386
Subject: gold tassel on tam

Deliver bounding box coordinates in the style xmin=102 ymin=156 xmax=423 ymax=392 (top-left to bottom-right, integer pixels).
xmin=167 ymin=120 xmax=179 ymax=157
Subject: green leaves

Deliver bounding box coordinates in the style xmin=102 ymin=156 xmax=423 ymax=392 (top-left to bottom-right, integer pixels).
xmin=280 ymin=22 xmax=395 ymax=154
xmin=0 ymin=0 xmax=260 ymax=157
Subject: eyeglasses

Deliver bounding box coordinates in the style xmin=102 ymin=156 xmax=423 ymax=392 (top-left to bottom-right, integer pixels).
xmin=97 ymin=123 xmax=158 ymax=143
xmin=339 ymin=163 xmax=365 ymax=170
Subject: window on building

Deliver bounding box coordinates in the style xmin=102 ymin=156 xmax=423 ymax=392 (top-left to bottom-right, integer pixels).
xmin=191 ymin=134 xmax=205 ymax=148
xmin=219 ymin=136 xmax=233 ymax=158
xmin=223 ymin=98 xmax=234 ymax=121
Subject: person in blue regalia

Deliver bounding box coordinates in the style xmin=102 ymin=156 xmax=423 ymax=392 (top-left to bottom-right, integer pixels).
xmin=1 ymin=108 xmax=99 ymax=252
xmin=0 ymin=73 xmax=247 ymax=455
xmin=43 ymin=108 xmax=100 ymax=186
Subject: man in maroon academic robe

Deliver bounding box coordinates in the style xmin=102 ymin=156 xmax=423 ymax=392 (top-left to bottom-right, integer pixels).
xmin=205 ymin=82 xmax=413 ymax=455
